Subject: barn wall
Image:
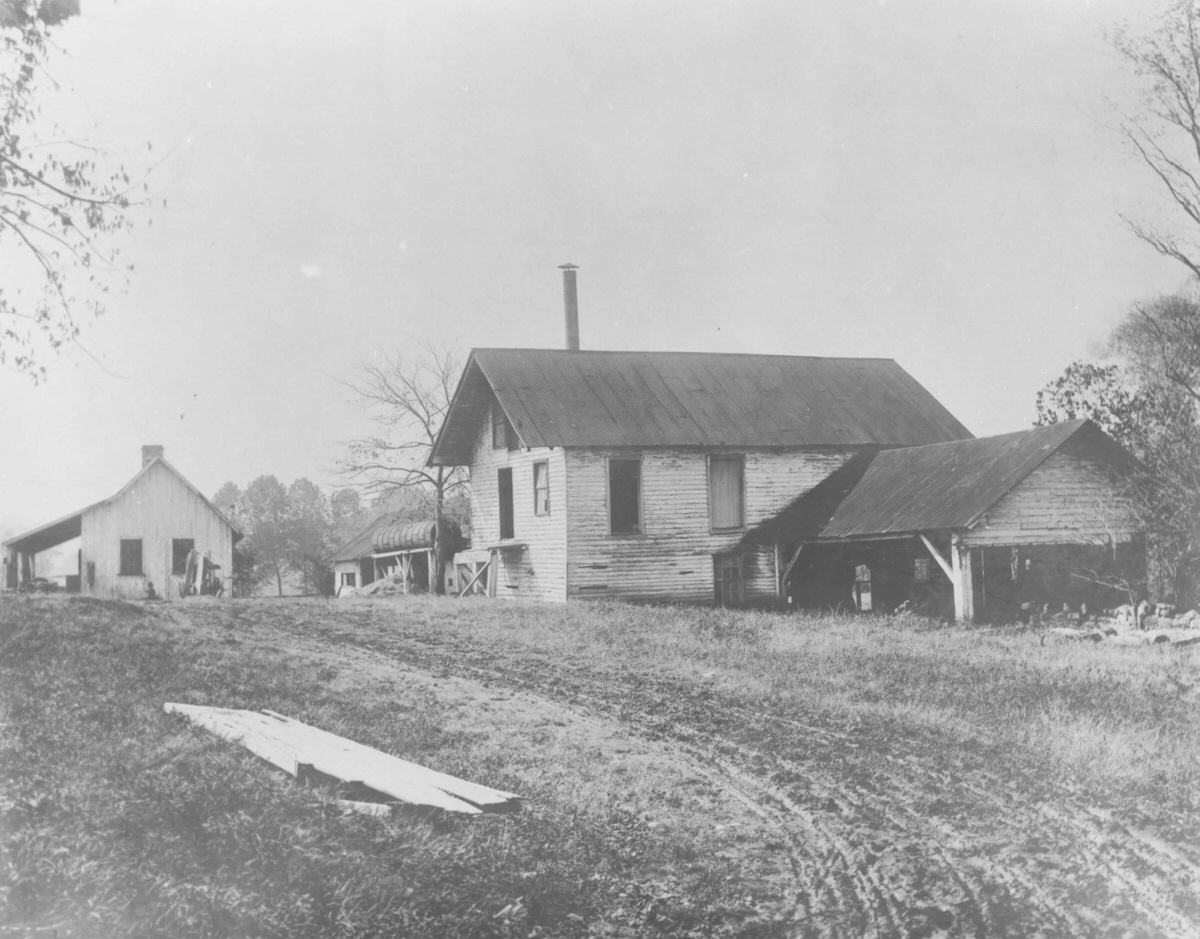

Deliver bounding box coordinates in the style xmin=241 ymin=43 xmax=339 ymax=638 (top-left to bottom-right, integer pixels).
xmin=565 ymin=448 xmax=854 ymax=603
xmin=467 ymin=403 xmax=567 ymax=602
xmin=80 ymin=461 xmax=235 ymax=600
xmin=964 ymin=452 xmax=1138 ymax=547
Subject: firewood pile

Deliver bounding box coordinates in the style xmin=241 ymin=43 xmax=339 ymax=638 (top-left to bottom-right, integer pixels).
xmin=357 ymin=571 xmax=425 ymax=597
xmin=1041 ymin=600 xmax=1200 ymax=647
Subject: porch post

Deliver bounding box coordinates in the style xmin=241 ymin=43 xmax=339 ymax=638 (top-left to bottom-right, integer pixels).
xmin=950 ymin=533 xmax=975 ymax=623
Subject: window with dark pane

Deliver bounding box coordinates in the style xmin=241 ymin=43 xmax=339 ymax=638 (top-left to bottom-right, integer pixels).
xmin=608 ymin=458 xmax=641 ymax=534
xmin=533 ymin=460 xmax=550 ymax=516
xmin=119 ymin=539 xmax=143 ymax=576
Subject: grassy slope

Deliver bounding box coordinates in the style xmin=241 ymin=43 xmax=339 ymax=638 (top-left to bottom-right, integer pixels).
xmin=2 ymin=595 xmax=1198 ymax=938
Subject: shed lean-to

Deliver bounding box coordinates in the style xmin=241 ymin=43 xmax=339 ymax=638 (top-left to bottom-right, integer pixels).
xmin=782 ymin=420 xmax=1145 ymax=622
xmin=430 ymin=348 xmax=971 ymax=605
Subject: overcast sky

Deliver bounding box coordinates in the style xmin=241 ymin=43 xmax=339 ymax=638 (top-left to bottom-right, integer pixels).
xmin=0 ymin=0 xmax=1188 ymax=545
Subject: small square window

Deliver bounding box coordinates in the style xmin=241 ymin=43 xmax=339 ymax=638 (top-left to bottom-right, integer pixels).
xmin=119 ymin=539 xmax=143 ymax=576
xmin=341 ymin=572 xmax=356 ymax=587
xmin=533 ymin=461 xmax=550 ymax=516
xmin=914 ymin=557 xmax=930 ymax=582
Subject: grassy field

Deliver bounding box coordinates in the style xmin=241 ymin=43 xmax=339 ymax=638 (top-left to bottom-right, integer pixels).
xmin=2 ymin=594 xmax=1199 ymax=938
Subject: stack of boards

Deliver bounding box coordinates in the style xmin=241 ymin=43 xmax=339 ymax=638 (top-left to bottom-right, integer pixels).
xmin=164 ymin=702 xmax=520 ymax=815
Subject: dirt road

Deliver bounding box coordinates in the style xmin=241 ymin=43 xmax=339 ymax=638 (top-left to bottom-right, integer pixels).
xmin=247 ymin=605 xmax=1199 ymax=939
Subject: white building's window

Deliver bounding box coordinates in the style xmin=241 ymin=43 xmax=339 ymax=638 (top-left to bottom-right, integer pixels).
xmin=708 ymin=454 xmax=745 ymax=531
xmin=533 ymin=461 xmax=550 ymax=516
xmin=608 ymin=458 xmax=641 ymax=534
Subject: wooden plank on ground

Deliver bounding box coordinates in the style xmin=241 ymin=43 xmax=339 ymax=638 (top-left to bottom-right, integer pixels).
xmin=164 ymin=703 xmax=520 ymax=814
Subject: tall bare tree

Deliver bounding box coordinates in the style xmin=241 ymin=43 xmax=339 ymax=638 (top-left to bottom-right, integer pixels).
xmin=338 ymin=340 xmax=468 ymax=594
xmin=2 ymin=0 xmax=137 ymax=380
xmin=1113 ymin=1 xmax=1200 ymax=278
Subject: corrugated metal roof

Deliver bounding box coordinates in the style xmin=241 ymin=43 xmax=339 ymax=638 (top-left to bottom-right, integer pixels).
xmin=818 ymin=419 xmax=1133 ymax=539
xmin=430 ymin=349 xmax=972 ymax=465
xmin=329 ymin=515 xmax=392 ymax=562
xmin=373 ymin=519 xmax=463 ymax=553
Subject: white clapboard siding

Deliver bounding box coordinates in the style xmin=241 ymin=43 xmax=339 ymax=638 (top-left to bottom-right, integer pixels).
xmin=964 ymin=452 xmax=1139 ymax=547
xmin=82 ymin=461 xmax=235 ymax=601
xmin=468 ymin=403 xmax=568 ymax=601
xmin=564 ymin=448 xmax=853 ymax=603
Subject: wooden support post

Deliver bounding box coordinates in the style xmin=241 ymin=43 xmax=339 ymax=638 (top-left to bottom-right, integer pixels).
xmin=774 ymin=543 xmax=783 ymax=599
xmin=950 ymin=533 xmax=975 ymax=623
xmin=918 ymin=533 xmax=954 ymax=582
xmin=781 ymin=543 xmax=805 ymax=589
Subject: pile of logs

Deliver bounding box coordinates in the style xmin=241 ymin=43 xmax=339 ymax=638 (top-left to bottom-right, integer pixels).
xmin=357 ymin=571 xmax=420 ymax=597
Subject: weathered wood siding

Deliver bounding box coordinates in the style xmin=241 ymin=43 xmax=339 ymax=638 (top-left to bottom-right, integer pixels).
xmin=963 ymin=452 xmax=1138 ymax=547
xmin=564 ymin=448 xmax=854 ymax=603
xmin=79 ymin=461 xmax=235 ymax=600
xmin=467 ymin=405 xmax=568 ymax=601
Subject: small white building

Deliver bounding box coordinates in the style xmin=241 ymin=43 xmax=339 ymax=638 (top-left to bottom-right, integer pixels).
xmin=3 ymin=446 xmax=241 ymax=600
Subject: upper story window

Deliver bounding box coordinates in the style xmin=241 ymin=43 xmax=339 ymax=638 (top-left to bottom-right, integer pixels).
xmin=491 ymin=402 xmax=518 ymax=451
xmin=608 ymin=458 xmax=641 ymax=534
xmin=708 ymin=454 xmax=745 ymax=531
xmin=119 ymin=539 xmax=143 ymax=576
xmin=533 ymin=460 xmax=550 ymax=516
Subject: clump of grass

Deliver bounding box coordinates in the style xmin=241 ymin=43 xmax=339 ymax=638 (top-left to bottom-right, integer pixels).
xmin=289 ymin=595 xmax=1200 ymax=830
xmin=0 ymin=596 xmax=785 ymax=938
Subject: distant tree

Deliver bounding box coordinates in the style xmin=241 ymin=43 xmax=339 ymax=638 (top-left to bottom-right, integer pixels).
xmin=210 ymin=481 xmax=256 ymax=597
xmin=338 ymin=341 xmax=469 ymax=594
xmin=212 ymin=481 xmax=242 ymax=520
xmin=1035 ymin=361 xmax=1151 ymax=453
xmin=237 ymin=476 xmax=291 ymax=596
xmin=230 ymin=540 xmax=258 ymax=599
xmin=1037 ymin=294 xmax=1200 ymax=602
xmin=1 ymin=0 xmax=138 ymax=380
xmin=286 ymin=478 xmax=334 ymax=596
xmin=330 ymin=487 xmax=362 ymax=523
xmin=213 ymin=476 xmax=338 ymax=596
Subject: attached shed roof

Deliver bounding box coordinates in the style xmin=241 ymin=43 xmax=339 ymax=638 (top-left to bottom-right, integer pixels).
xmin=817 ymin=419 xmax=1136 ymax=540
xmin=4 ymin=457 xmax=242 ymax=556
xmin=329 ymin=514 xmax=393 ymax=563
xmin=430 ymin=349 xmax=972 ymax=465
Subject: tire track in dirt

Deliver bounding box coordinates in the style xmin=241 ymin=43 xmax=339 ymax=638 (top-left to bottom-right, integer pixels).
xmin=260 ymin=613 xmax=1200 ymax=938
xmin=697 ymin=696 xmax=1195 ymax=939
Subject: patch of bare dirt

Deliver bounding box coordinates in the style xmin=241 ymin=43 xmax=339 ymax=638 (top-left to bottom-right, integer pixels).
xmin=204 ymin=604 xmax=1200 ymax=938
